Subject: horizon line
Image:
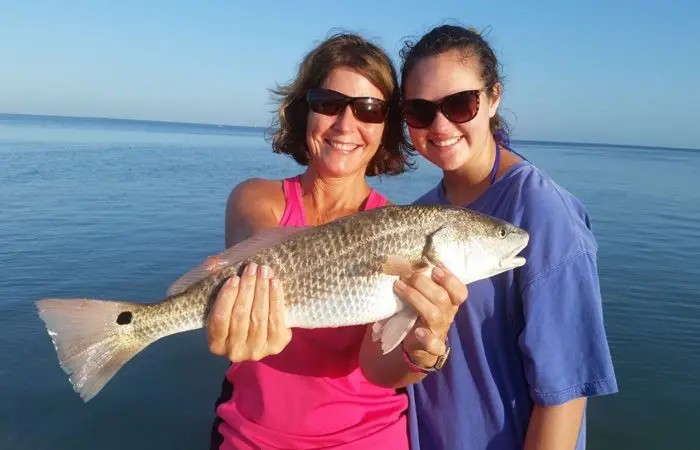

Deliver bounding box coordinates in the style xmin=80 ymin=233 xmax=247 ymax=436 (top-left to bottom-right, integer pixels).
xmin=1 ymin=111 xmax=697 ymax=153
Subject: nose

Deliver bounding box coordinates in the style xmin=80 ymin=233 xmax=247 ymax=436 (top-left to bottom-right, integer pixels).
xmin=332 ymin=104 xmax=359 ymax=132
xmin=429 ymin=110 xmax=453 ymax=134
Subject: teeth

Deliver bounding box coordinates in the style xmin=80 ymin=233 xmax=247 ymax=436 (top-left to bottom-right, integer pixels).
xmin=431 ymin=137 xmax=461 ymax=147
xmin=328 ymin=140 xmax=359 ymax=152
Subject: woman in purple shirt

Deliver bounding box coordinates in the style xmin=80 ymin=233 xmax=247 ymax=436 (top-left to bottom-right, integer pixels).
xmin=398 ymin=25 xmax=618 ymax=449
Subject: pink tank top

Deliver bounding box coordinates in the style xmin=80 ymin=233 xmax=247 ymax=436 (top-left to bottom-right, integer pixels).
xmin=214 ymin=176 xmax=408 ymax=450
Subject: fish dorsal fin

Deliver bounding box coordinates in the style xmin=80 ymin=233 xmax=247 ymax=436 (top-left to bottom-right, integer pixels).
xmin=166 ymin=226 xmax=310 ymax=296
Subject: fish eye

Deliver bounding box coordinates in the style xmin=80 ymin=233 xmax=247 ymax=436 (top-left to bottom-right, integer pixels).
xmin=498 ymin=227 xmax=508 ymax=239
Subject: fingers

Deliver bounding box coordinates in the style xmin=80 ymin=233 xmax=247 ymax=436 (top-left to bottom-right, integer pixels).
xmin=267 ymin=278 xmax=292 ymax=355
xmin=414 ymin=327 xmax=447 ymax=356
xmin=394 ymin=276 xmax=445 ymax=328
xmin=402 ymin=327 xmax=447 ymax=369
xmin=246 ymin=264 xmax=272 ymax=360
xmin=431 ymin=266 xmax=468 ymax=306
xmin=207 ymin=276 xmax=240 ymax=355
xmin=393 ymin=265 xmax=467 ymax=341
xmin=394 ymin=266 xmax=466 ymax=309
xmin=226 ymin=263 xmax=259 ymax=360
xmin=206 ymin=262 xmax=291 ymax=363
xmin=394 ymin=270 xmax=455 ymax=327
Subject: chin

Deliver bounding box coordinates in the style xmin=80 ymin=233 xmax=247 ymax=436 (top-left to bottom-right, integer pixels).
xmin=322 ymin=154 xmax=370 ymax=176
xmin=422 ymin=151 xmax=462 ymax=172
xmin=321 ymin=162 xmax=363 ymax=178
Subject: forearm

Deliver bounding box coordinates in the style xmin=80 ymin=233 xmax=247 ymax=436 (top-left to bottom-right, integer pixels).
xmin=359 ymin=327 xmax=438 ymax=388
xmin=360 ymin=265 xmax=466 ymax=388
xmin=524 ymin=398 xmax=586 ymax=450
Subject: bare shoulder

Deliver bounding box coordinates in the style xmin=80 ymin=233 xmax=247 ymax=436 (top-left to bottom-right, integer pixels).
xmin=225 ymin=178 xmax=285 ymax=246
xmin=228 ymin=178 xmax=284 ymax=207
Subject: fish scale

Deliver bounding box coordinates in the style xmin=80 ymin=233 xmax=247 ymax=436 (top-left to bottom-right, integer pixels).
xmin=36 ymin=204 xmax=529 ymax=401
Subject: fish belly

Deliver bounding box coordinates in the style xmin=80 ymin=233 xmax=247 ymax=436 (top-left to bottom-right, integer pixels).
xmin=284 ymin=273 xmax=401 ymax=328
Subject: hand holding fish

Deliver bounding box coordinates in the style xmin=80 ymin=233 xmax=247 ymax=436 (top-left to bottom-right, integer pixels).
xmin=206 ymin=263 xmax=292 ymax=362
xmin=393 ymin=264 xmax=467 ymax=369
xmin=35 ymin=205 xmax=528 ymax=401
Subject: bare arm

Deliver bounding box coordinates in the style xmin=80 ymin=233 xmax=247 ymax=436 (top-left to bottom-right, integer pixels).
xmin=224 ymin=178 xmax=281 ymax=247
xmin=360 ymin=265 xmax=467 ymax=388
xmin=207 ymin=179 xmax=293 ymax=362
xmin=523 ymin=398 xmax=586 ymax=450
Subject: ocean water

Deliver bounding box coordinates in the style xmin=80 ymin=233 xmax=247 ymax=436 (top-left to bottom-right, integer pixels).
xmin=1 ymin=113 xmax=698 ymax=449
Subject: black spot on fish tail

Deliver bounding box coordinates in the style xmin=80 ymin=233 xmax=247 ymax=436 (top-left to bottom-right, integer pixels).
xmin=116 ymin=311 xmax=133 ymax=325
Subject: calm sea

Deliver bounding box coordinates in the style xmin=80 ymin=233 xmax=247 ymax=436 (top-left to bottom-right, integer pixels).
xmin=1 ymin=113 xmax=698 ymax=450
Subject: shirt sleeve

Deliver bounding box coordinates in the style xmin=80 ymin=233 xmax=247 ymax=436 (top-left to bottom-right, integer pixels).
xmin=518 ymin=250 xmax=618 ymax=405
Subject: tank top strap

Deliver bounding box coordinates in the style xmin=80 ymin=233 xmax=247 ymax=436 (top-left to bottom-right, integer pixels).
xmin=280 ymin=175 xmax=308 ymax=227
xmin=363 ymin=189 xmax=388 ymax=210
xmin=282 ymin=176 xmax=387 ymax=224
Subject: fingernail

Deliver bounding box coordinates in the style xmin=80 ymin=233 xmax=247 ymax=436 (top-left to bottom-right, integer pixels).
xmin=432 ymin=267 xmax=445 ymax=279
xmin=246 ymin=262 xmax=257 ymax=275
xmin=415 ymin=328 xmax=427 ymax=339
xmin=229 ymin=276 xmax=240 ymax=288
xmin=394 ymin=279 xmax=406 ymax=291
xmin=259 ymin=265 xmax=271 ymax=279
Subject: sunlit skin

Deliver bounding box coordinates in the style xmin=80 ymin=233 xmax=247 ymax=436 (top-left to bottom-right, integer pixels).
xmin=403 ymin=50 xmax=499 ymax=169
xmin=207 ymin=64 xmax=466 ymax=389
xmin=403 ymin=50 xmax=520 ymax=206
xmin=305 ymin=66 xmax=386 ymax=180
xmin=404 ymin=48 xmax=586 ymax=450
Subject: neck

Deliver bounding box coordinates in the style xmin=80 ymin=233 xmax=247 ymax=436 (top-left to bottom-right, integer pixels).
xmin=300 ymin=166 xmax=372 ymax=225
xmin=442 ymin=135 xmax=499 ymax=207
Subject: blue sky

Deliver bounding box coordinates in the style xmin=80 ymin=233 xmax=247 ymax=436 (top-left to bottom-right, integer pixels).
xmin=1 ymin=0 xmax=698 ymax=148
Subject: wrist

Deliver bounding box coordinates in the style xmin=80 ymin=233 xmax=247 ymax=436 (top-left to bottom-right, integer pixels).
xmin=407 ymin=349 xmax=439 ymax=368
xmin=401 ymin=338 xmax=451 ymax=374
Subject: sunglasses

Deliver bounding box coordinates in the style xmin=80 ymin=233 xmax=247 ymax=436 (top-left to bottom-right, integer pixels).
xmin=401 ymin=90 xmax=482 ymax=129
xmin=305 ymin=88 xmax=388 ymax=124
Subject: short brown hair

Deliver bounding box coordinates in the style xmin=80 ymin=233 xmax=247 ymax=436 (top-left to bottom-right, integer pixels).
xmin=267 ymin=32 xmax=414 ymax=176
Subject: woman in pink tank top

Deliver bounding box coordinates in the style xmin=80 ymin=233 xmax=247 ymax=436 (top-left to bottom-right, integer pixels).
xmin=207 ymin=33 xmax=467 ymax=450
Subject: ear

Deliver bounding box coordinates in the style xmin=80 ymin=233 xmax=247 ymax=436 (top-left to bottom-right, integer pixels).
xmin=487 ymin=82 xmax=502 ymax=118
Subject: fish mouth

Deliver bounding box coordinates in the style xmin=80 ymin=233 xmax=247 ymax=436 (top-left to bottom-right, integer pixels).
xmin=505 ymin=255 xmax=526 ymax=269
xmin=500 ymin=236 xmax=529 ymax=269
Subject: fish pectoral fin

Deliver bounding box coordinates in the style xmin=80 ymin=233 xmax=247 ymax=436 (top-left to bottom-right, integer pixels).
xmin=371 ymin=318 xmax=389 ymax=341
xmin=372 ymin=307 xmax=419 ymax=354
xmin=166 ymin=226 xmax=310 ymax=296
xmin=380 ymin=254 xmax=431 ymax=277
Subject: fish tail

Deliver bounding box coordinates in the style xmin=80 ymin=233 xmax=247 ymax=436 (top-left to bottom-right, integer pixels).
xmin=36 ymin=298 xmax=154 ymax=402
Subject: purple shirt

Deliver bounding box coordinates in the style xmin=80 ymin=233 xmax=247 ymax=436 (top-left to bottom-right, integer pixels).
xmin=407 ymin=159 xmax=618 ymax=450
